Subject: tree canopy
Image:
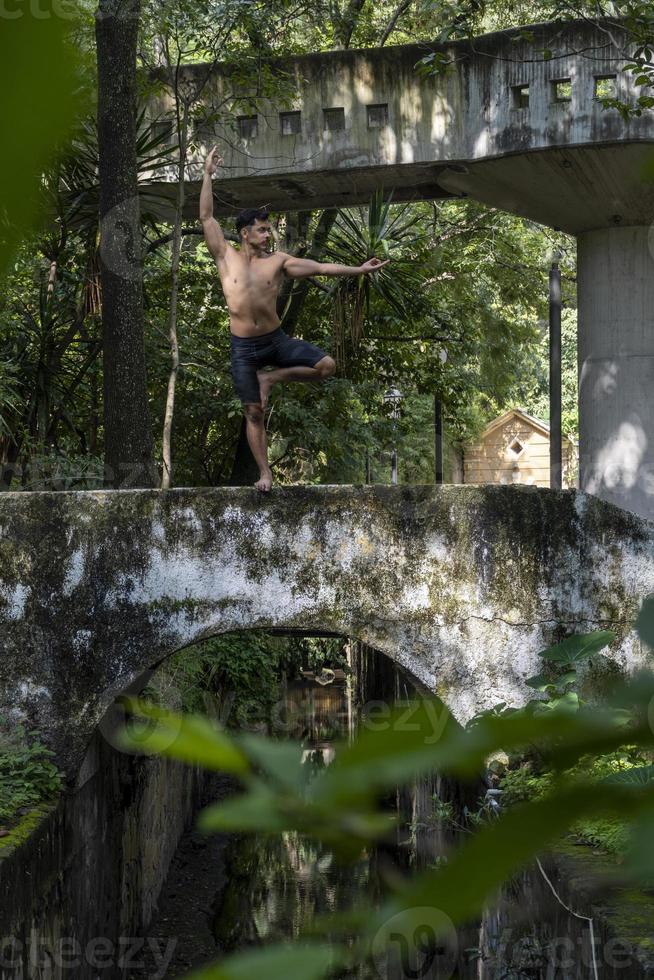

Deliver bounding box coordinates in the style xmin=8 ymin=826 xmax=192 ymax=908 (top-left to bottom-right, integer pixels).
xmin=2 ymin=0 xmax=649 ymax=487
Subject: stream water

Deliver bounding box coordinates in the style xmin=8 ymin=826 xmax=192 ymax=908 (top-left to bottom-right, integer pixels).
xmin=135 ymin=650 xmax=649 ymax=980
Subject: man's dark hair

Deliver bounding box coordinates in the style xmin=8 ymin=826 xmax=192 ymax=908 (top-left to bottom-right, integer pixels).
xmin=235 ymin=208 xmax=270 ymax=234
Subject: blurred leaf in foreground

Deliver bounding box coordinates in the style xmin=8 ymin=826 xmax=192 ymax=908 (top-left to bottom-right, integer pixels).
xmin=120 ymin=641 xmax=654 ymax=980
xmin=0 ymin=3 xmax=82 ymax=274
xmin=636 ymin=594 xmax=654 ymax=649
xmin=186 ymin=943 xmax=343 ymax=980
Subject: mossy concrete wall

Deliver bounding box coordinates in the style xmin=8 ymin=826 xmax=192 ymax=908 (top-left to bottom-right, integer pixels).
xmin=0 ymin=729 xmax=207 ymax=979
xmin=0 ymin=485 xmax=653 ymax=782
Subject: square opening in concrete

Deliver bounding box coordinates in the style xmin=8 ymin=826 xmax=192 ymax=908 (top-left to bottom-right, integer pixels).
xmin=367 ymin=103 xmax=389 ymax=128
xmin=551 ymin=78 xmax=572 ymax=103
xmin=280 ymin=111 xmax=302 ymax=135
xmin=594 ymin=75 xmax=617 ymax=100
xmin=511 ymin=84 xmax=529 ymax=109
xmin=152 ymin=119 xmax=174 ymax=145
xmin=324 ymin=107 xmax=345 ymax=132
xmin=237 ymin=115 xmax=258 ymax=139
xmin=193 ymin=116 xmax=217 ymax=147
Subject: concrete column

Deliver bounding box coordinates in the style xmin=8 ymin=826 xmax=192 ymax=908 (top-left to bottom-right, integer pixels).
xmin=577 ymin=226 xmax=654 ymax=521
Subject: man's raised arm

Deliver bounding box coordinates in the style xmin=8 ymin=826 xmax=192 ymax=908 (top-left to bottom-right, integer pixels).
xmin=200 ymin=146 xmax=228 ymax=261
xmin=282 ymin=255 xmax=390 ymax=279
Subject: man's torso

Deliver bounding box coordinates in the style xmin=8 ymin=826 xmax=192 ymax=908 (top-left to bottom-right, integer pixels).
xmin=217 ymin=247 xmax=287 ymax=337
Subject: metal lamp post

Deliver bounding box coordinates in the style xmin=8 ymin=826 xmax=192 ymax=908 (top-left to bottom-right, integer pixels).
xmin=435 ymin=348 xmax=448 ymax=484
xmin=383 ymin=387 xmax=402 ymax=485
xmin=549 ymin=252 xmax=562 ymax=490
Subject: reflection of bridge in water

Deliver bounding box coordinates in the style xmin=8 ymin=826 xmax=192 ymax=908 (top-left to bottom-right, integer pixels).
xmin=146 ymin=17 xmax=654 ymax=520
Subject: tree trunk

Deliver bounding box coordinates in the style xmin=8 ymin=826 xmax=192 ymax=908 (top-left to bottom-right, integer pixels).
xmin=96 ymin=0 xmax=157 ymax=488
xmin=161 ymin=98 xmax=189 ymax=489
xmin=333 ymin=0 xmax=367 ymax=48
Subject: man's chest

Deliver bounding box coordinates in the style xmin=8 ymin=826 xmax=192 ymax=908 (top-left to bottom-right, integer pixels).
xmin=221 ymin=255 xmax=283 ymax=293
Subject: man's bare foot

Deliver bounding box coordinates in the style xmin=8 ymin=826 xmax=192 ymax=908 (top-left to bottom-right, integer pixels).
xmin=254 ymin=468 xmax=273 ymax=492
xmin=257 ymin=370 xmax=275 ymax=410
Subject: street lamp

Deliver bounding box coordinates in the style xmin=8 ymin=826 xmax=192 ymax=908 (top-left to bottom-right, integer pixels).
xmin=435 ymin=348 xmax=448 ymax=485
xmin=383 ymin=387 xmax=403 ymax=485
xmin=549 ymin=251 xmax=562 ymax=490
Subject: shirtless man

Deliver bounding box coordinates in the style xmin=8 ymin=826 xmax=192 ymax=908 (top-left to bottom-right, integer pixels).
xmin=200 ymin=145 xmax=389 ymax=492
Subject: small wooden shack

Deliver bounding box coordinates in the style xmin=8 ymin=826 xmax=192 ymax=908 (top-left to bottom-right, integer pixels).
xmin=463 ymin=408 xmax=577 ymax=488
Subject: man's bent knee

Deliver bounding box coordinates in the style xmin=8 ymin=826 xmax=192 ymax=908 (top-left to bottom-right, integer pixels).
xmin=316 ymin=356 xmax=336 ymax=378
xmin=244 ymin=403 xmax=264 ymax=424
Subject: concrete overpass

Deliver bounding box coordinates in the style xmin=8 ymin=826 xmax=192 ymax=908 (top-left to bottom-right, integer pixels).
xmin=145 ymin=18 xmax=654 ymax=523
xmin=148 ymin=18 xmax=654 ymax=230
xmin=0 ymin=485 xmax=652 ymax=783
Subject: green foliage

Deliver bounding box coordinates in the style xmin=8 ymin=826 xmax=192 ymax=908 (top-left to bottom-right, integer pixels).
xmin=430 ymin=793 xmax=456 ymax=824
xmin=636 ymin=593 xmax=654 ymax=649
xmin=499 ymin=765 xmax=553 ymax=805
xmin=512 ymin=629 xmax=615 ymax=716
xmin=187 ymin=944 xmax=341 ymax=980
xmin=116 ymin=609 xmax=654 ymax=978
xmin=0 ymin=723 xmax=62 ymax=825
xmin=574 ymin=817 xmax=631 ymax=854
xmin=143 ymin=631 xmax=346 ymax=727
xmin=142 ymin=631 xmax=290 ymax=724
xmin=122 ymin=671 xmax=654 ymax=976
xmin=118 ymin=614 xmax=654 ymax=979
xmin=0 ymin=5 xmax=84 ymax=274
xmin=496 ymin=632 xmax=652 ymax=858
xmin=326 ymin=190 xmax=433 ymax=362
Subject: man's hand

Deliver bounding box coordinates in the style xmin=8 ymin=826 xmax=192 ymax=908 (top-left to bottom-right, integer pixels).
xmin=204 ymin=145 xmax=224 ymax=177
xmin=360 ymin=257 xmax=390 ymax=274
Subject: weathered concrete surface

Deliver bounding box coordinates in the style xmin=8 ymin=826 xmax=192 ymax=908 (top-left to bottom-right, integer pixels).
xmin=578 ymin=226 xmax=654 ymax=521
xmin=147 ymin=19 xmax=654 ymax=233
xmin=0 ymin=485 xmax=652 ymax=783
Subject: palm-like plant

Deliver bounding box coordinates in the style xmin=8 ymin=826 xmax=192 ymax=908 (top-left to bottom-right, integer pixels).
xmin=324 ymin=190 xmax=434 ymax=369
xmin=42 ymin=110 xmax=177 ymax=236
xmin=0 ymin=114 xmax=176 ymax=489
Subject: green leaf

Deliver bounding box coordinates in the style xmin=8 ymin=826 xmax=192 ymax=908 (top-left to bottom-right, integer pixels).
xmin=636 ymin=595 xmax=654 ymax=649
xmin=198 ymin=781 xmax=292 ymax=833
xmin=543 ymin=48 xmax=553 ymax=60
xmin=0 ymin=6 xmax=82 ymax=274
xmin=373 ymin=781 xmax=654 ymax=934
xmin=311 ymin=690 xmax=654 ymax=807
xmin=524 ymin=673 xmax=556 ymax=691
xmin=312 ymin=699 xmax=454 ymax=804
xmin=237 ymin=733 xmax=305 ymax=790
xmin=117 ymin=700 xmax=249 ymax=774
xmin=624 ymin=808 xmax=654 ymax=879
xmin=187 ymin=943 xmax=341 ymax=980
xmin=539 ymin=630 xmax=615 ymax=664
xmin=554 ymin=690 xmax=580 ymax=713
xmin=603 ymin=765 xmax=654 ymax=788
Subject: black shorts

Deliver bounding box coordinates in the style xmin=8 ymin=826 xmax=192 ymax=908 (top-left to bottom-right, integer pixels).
xmin=230 ymin=327 xmax=328 ymax=404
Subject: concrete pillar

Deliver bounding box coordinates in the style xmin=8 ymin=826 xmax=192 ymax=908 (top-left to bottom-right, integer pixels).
xmin=577 ymin=226 xmax=654 ymax=521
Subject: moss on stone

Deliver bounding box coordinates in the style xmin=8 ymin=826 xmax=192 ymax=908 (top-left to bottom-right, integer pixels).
xmin=551 ymin=842 xmax=654 ymax=968
xmin=1 ymin=484 xmax=652 ymax=783
xmin=0 ymin=801 xmax=57 ymax=857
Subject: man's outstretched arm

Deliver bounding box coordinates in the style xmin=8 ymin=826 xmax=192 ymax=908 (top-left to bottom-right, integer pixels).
xmin=282 ymin=255 xmax=390 ymax=279
xmin=200 ymin=145 xmax=228 ymax=261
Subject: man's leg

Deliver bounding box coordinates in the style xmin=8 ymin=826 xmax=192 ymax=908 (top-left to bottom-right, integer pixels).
xmin=243 ymin=403 xmax=273 ymax=492
xmin=257 ymin=355 xmax=336 ymax=409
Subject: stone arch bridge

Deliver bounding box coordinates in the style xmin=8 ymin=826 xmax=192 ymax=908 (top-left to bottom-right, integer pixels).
xmin=0 ymin=485 xmax=652 ymax=783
